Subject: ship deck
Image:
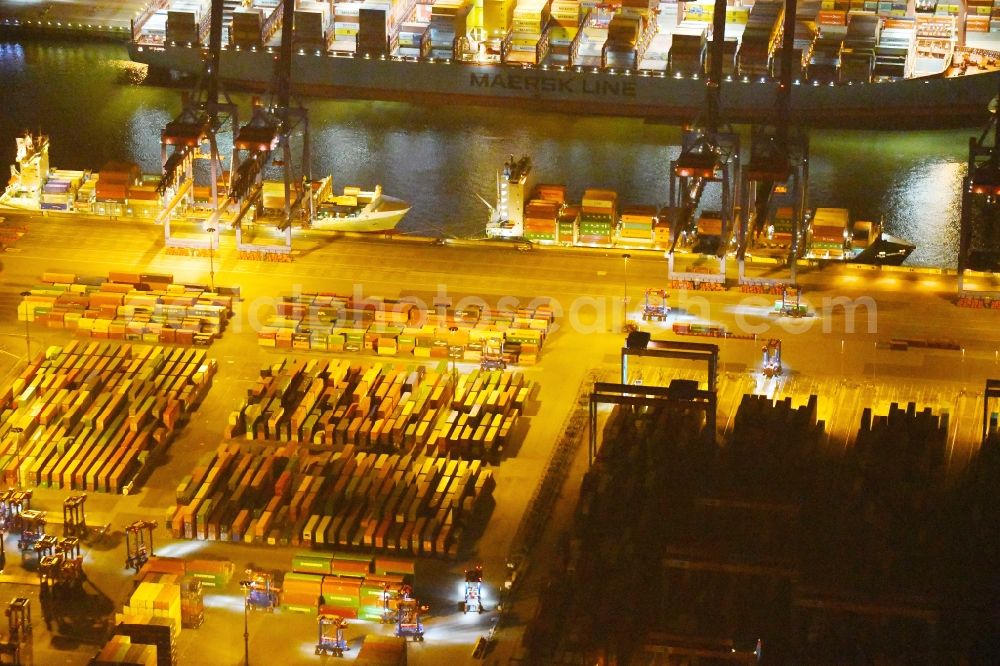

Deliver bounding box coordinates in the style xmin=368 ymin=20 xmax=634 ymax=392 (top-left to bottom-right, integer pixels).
xmin=0 ymin=0 xmax=144 ymax=37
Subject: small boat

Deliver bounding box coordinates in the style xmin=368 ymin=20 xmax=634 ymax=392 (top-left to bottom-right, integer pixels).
xmin=311 ymin=181 xmax=410 ymax=233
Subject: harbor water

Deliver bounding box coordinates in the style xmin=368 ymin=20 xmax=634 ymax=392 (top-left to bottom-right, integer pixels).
xmin=0 ymin=38 xmax=979 ymax=268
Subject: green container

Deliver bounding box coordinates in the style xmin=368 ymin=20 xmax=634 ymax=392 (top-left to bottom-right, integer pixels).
xmin=324 ymin=593 xmax=360 ymax=607
xmin=281 ymin=604 xmax=317 ymax=615
xmin=285 ymin=571 xmax=325 ymax=584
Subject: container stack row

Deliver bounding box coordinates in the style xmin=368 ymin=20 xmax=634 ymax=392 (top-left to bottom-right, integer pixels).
xmin=603 ymin=12 xmax=641 ymax=68
xmin=168 ymin=442 xmax=496 ymax=558
xmin=618 ymin=205 xmax=657 ymax=245
xmin=796 ymin=402 xmax=950 ymax=651
xmin=40 ymin=169 xmax=86 ymax=212
xmin=0 ymin=340 xmax=215 ymax=493
xmin=95 ymin=161 xmax=141 ymax=206
xmin=229 ymin=3 xmax=272 ymax=49
xmin=527 ymin=401 xmax=708 ymax=659
xmin=356 ymin=635 xmax=407 ymax=666
xmin=139 ymin=555 xmax=236 ymax=590
xmin=223 ymin=358 xmax=528 ymax=459
xmin=257 ymin=293 xmax=554 ymax=365
xmin=19 ymin=273 xmax=234 ymax=347
xmin=737 ymin=0 xmax=785 ymax=77
xmin=622 ymin=0 xmax=659 ymax=65
xmin=669 ymin=21 xmax=708 ymax=76
xmin=522 ymin=199 xmax=561 ymax=242
xmin=141 ymin=10 xmax=169 ymax=45
xmin=965 ymin=0 xmax=1000 ymax=44
xmin=93 ymin=636 xmax=159 ymax=666
xmin=574 ymin=8 xmax=610 ymax=67
xmin=767 ymin=205 xmax=796 ymax=245
xmin=293 ymin=1 xmax=333 ymax=51
xmin=557 ymin=205 xmax=580 ymax=244
xmin=841 ymin=11 xmax=881 ymax=82
xmin=578 ymin=188 xmax=617 ymax=245
xmin=653 ymin=216 xmax=672 ymax=248
xmin=111 ymin=579 xmax=183 ymax=666
xmin=282 ymin=556 xmax=414 ymax=619
xmin=807 ymin=207 xmax=849 ymax=257
xmin=398 ymin=21 xmax=432 ymax=56
xmin=874 ymin=18 xmax=915 ymax=78
xmin=357 ymin=0 xmax=416 ymax=56
xmin=729 ymin=394 xmax=823 ymax=495
xmin=429 ymin=0 xmax=471 ymax=58
xmin=166 ymin=0 xmax=210 ymax=46
xmin=523 ymin=182 xmax=567 ymax=242
xmin=681 ymin=0 xmax=751 ymax=30
xmin=125 ymin=175 xmax=165 ymax=219
xmin=507 ymin=0 xmax=550 ymax=64
xmin=332 ymin=2 xmax=362 ymax=49
xmin=547 ymin=0 xmax=579 ymax=65
xmin=483 ymin=0 xmax=515 ymax=38
xmin=811 ymin=12 xmax=847 ymax=82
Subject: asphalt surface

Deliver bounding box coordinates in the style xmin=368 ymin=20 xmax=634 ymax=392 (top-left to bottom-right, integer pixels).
xmin=0 ymin=210 xmax=997 ymax=664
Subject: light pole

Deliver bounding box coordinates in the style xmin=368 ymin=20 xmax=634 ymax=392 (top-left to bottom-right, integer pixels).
xmin=18 ymin=291 xmax=31 ymax=361
xmin=448 ymin=326 xmax=460 ymax=385
xmin=622 ymin=253 xmax=631 ymax=328
xmin=10 ymin=427 xmax=22 ymax=490
xmin=206 ymin=227 xmax=216 ymax=292
xmin=240 ymin=579 xmax=251 ymax=665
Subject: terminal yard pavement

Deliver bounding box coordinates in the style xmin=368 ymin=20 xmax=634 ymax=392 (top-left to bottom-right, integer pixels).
xmin=0 ymin=211 xmax=997 ymax=664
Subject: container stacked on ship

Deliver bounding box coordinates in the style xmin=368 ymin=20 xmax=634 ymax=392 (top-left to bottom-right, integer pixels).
xmin=547 ymin=0 xmax=579 ymax=66
xmin=579 ymin=188 xmax=616 ymax=246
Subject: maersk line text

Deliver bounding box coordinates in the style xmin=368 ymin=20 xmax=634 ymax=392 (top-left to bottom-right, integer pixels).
xmin=469 ymin=73 xmax=638 ymax=98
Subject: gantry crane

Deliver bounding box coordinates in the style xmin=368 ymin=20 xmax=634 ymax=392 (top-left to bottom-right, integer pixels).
xmin=668 ymin=0 xmax=740 ymax=278
xmin=31 ymin=534 xmax=57 ymax=559
xmin=776 ymin=286 xmax=807 ymax=317
xmin=481 ymin=337 xmax=506 ymax=371
xmin=761 ymin=338 xmax=782 ymax=377
xmin=157 ymin=0 xmax=239 ymax=244
xmin=16 ymin=510 xmax=45 ymax=555
xmin=242 ymin=569 xmax=279 ymax=612
xmin=0 ymin=491 xmax=31 ymax=534
xmin=958 ymin=80 xmax=1000 ymax=290
xmin=379 ymin=583 xmax=407 ymax=624
xmin=124 ymin=519 xmax=157 ymax=572
xmin=395 ymin=594 xmax=425 ymax=641
xmin=463 ymin=565 xmax=485 ymax=614
xmin=229 ymin=0 xmax=311 ymax=249
xmin=642 ymin=288 xmax=670 ymax=322
xmin=62 ymin=494 xmax=87 ymax=539
xmin=315 ymin=614 xmax=348 ymax=657
xmin=0 ymin=598 xmax=31 ymax=666
xmin=737 ymin=0 xmax=810 ymax=285
xmin=39 ymin=537 xmax=84 ymax=595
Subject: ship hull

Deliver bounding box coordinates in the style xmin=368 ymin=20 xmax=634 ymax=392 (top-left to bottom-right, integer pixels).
xmin=850 ymin=233 xmax=917 ymax=266
xmin=311 ymin=195 xmax=410 ymax=233
xmin=130 ymin=44 xmax=1000 ymax=126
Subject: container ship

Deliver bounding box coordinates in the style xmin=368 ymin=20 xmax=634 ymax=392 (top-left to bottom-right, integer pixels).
xmin=311 ymin=178 xmax=412 ymax=232
xmin=1 ymin=134 xmax=410 ymax=232
xmin=487 ymin=155 xmax=915 ymax=264
xmin=485 ymin=154 xmax=687 ymax=246
xmin=806 ymin=206 xmax=915 ymax=264
xmin=129 ymin=0 xmax=1000 ymax=125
